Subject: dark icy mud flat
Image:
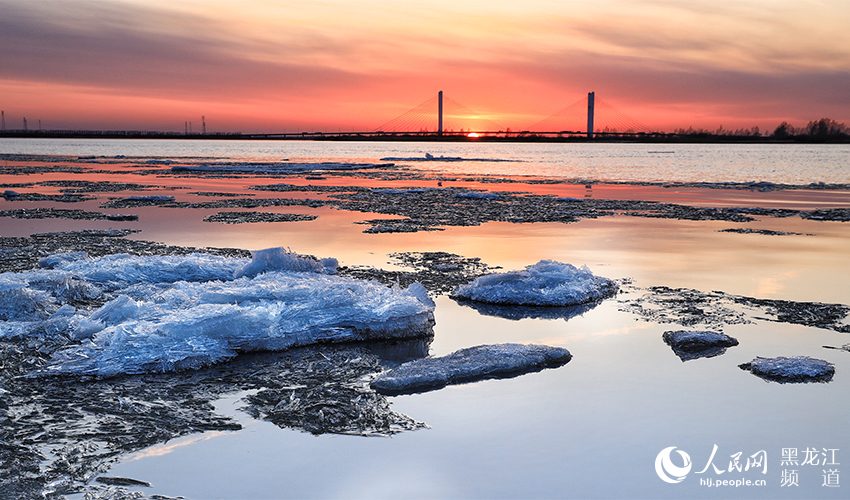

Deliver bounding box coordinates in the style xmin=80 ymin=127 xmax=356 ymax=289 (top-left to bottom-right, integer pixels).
xmin=739 ymin=356 xmax=835 ymax=383
xmin=37 ymin=180 xmax=157 ymax=194
xmin=719 ymin=228 xmax=808 ymax=236
xmin=0 ymin=208 xmax=138 ymax=222
xmin=189 ymin=191 xmax=253 ymax=197
xmin=100 ymin=195 xmax=176 ymax=208
xmin=2 ymin=190 xmax=93 ymax=203
xmin=0 ymin=342 xmax=430 ymax=498
xmin=170 ymin=161 xmax=395 ymax=174
xmin=802 ymin=208 xmax=850 ymax=222
xmin=662 ymin=330 xmax=739 ymax=361
xmin=98 ymin=194 xmax=326 ymax=211
xmin=245 ymin=182 xmax=850 ymax=233
xmin=0 ymin=230 xmax=248 ymax=273
xmin=371 ymin=344 xmax=572 ymax=395
xmin=340 ymin=251 xmax=498 ymax=294
xmin=202 ymin=211 xmax=317 ymax=224
xmin=620 ymin=285 xmax=850 ymax=333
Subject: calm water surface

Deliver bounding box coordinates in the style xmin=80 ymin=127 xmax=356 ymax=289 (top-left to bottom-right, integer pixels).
xmin=2 ymin=138 xmax=849 ymax=184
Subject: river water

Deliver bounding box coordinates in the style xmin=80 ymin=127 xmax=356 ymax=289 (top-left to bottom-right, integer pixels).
xmin=3 ymin=138 xmax=849 ymax=184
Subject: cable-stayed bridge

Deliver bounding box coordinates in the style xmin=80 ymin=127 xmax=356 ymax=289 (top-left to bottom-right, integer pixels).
xmin=248 ymin=90 xmax=661 ymax=139
xmin=0 ymin=91 xmax=667 ymax=140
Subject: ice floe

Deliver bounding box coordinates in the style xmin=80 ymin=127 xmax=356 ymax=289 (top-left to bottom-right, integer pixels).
xmin=662 ymin=330 xmax=739 ymax=361
xmin=0 ymin=248 xmax=435 ymax=378
xmin=739 ymin=356 xmax=835 ymax=383
xmin=452 ymin=260 xmax=617 ymax=306
xmin=371 ymin=343 xmax=571 ymax=395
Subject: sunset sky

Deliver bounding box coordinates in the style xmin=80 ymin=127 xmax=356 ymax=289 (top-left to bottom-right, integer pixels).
xmin=2 ymin=0 xmax=849 ymax=133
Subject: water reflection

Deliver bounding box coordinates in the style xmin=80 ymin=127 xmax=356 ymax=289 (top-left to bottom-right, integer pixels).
xmin=453 ymin=297 xmax=602 ymax=321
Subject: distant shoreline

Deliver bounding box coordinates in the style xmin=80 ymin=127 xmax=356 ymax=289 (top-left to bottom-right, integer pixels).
xmin=1 ymin=131 xmax=849 ymax=144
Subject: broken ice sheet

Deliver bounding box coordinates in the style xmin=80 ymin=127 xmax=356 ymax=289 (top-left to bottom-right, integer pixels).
xmin=620 ymin=285 xmax=850 ymax=333
xmin=0 ymin=250 xmax=435 ymax=378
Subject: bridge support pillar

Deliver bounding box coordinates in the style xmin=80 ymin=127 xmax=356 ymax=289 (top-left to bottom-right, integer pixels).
xmin=438 ymin=90 xmax=443 ymax=137
xmin=587 ymin=91 xmax=595 ymax=139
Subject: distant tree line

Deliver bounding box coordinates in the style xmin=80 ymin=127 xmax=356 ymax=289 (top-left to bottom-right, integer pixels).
xmin=670 ymin=118 xmax=849 ymax=139
xmin=772 ymin=118 xmax=849 ymax=139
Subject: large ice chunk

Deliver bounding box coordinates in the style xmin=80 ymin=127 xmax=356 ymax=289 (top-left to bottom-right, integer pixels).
xmin=370 ymin=343 xmax=571 ymax=395
xmin=0 ymin=248 xmax=435 ymax=378
xmin=234 ymin=247 xmax=338 ymax=279
xmin=662 ymin=330 xmax=739 ymax=361
xmin=452 ymin=260 xmax=617 ymax=306
xmin=43 ymin=274 xmax=434 ymax=378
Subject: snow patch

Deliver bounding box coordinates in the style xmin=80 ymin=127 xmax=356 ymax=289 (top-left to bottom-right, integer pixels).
xmin=452 ymin=260 xmax=617 ymax=306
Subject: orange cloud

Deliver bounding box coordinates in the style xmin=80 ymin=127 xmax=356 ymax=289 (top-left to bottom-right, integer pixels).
xmin=1 ymin=0 xmax=848 ymax=132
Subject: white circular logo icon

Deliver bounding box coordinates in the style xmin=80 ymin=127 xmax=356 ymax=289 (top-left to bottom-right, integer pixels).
xmin=655 ymin=446 xmax=692 ymax=484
